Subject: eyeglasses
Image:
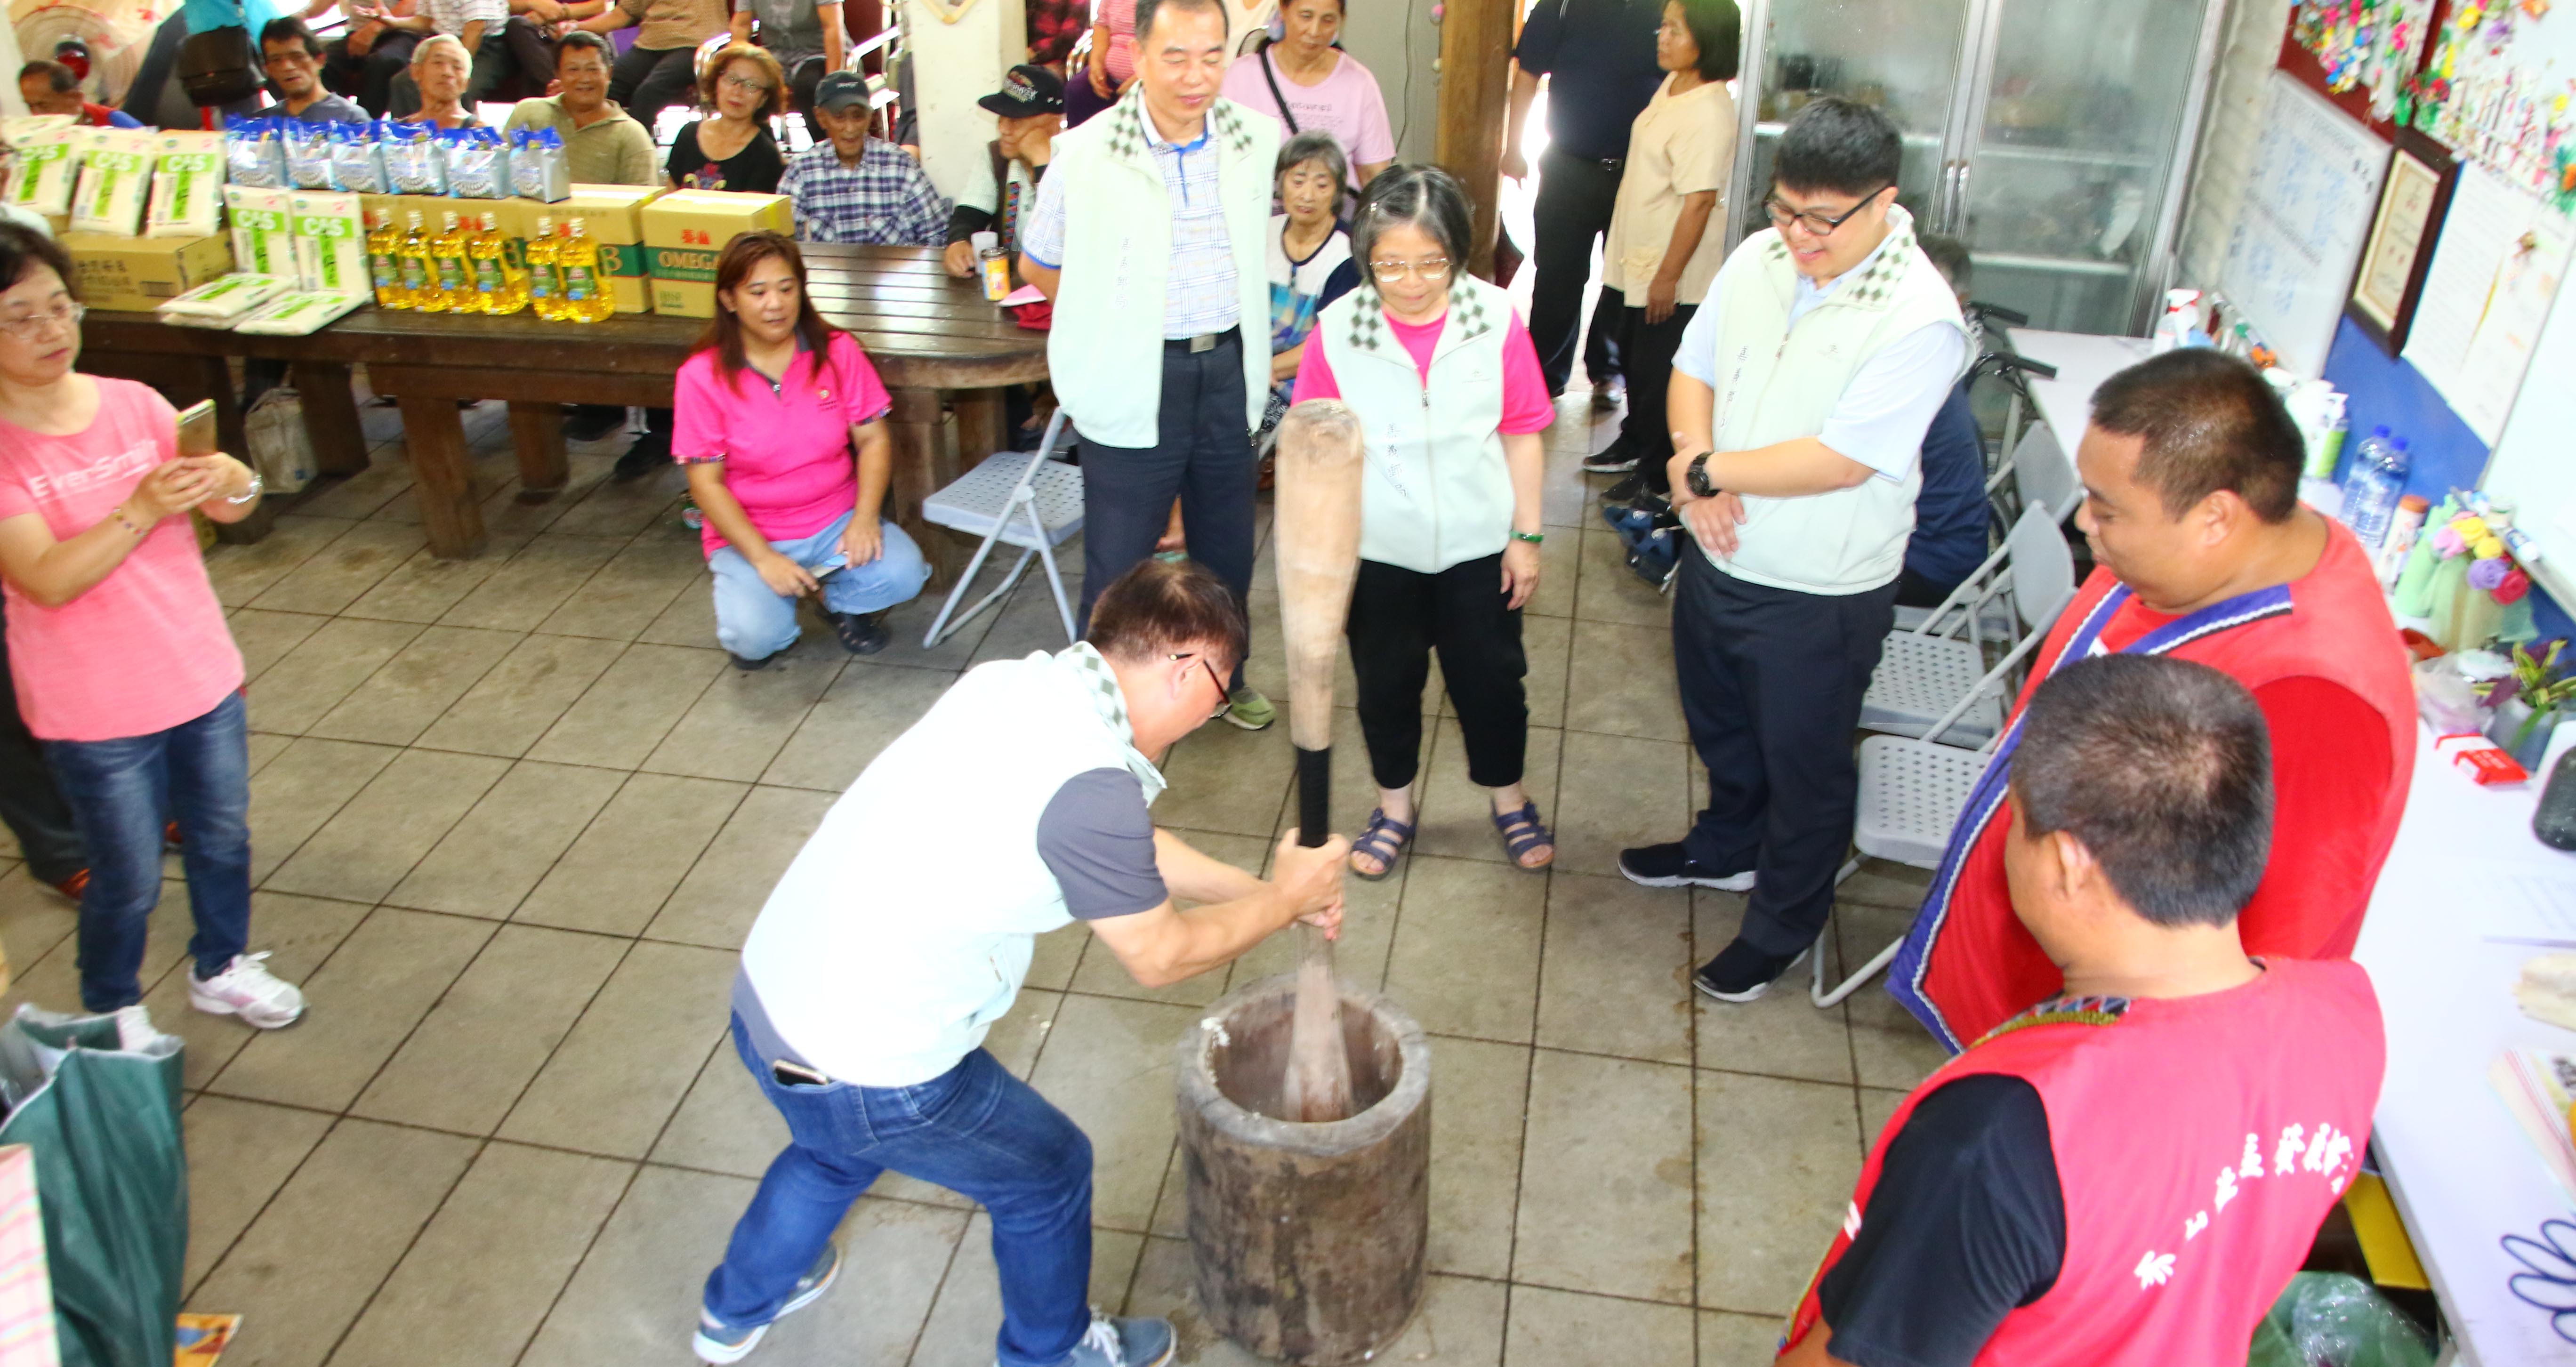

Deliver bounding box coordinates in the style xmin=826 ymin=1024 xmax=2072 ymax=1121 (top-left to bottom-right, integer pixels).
xmin=721 ymin=74 xmax=774 ymax=95
xmin=1763 ymin=186 xmax=1891 ymax=237
xmin=1168 ymin=651 xmax=1234 ymax=718
xmin=0 ymin=302 xmax=83 ymax=342
xmin=1368 ymin=257 xmax=1451 ymax=282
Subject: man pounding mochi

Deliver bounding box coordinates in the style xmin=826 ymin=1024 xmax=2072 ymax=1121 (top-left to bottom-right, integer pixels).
xmin=689 ymin=559 xmax=1347 ymax=1367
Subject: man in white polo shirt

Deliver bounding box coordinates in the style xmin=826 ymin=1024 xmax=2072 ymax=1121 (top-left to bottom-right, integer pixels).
xmin=691 ymin=559 xmax=1348 ymax=1367
xmin=1618 ymin=97 xmax=1968 ymax=1005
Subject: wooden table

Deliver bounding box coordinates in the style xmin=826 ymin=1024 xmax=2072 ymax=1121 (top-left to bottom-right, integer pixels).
xmin=80 ymin=246 xmax=1050 ymax=568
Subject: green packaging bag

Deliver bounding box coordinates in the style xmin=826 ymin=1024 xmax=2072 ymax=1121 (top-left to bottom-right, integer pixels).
xmin=0 ymin=1006 xmax=185 ymax=1367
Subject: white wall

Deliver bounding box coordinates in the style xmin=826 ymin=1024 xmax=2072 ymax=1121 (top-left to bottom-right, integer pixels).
xmin=1332 ymin=0 xmax=1441 ymax=164
xmin=2175 ymin=0 xmax=2295 ymax=288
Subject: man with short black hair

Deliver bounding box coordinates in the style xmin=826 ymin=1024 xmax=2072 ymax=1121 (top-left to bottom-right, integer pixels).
xmin=1781 ymin=654 xmax=2385 ymax=1367
xmin=1620 ymin=98 xmax=1969 ymax=1004
xmin=1888 ymin=348 xmax=2416 ymax=1052
xmin=501 ymin=31 xmax=657 ymax=185
xmin=258 ymin=19 xmax=370 ymax=121
xmin=690 ymin=559 xmax=1346 ymax=1367
xmin=17 ymin=60 xmax=143 ymax=128
xmin=1019 ymin=0 xmax=1282 ymax=733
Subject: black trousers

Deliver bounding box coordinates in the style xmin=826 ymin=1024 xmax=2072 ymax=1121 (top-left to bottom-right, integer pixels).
xmin=1346 ymin=554 xmax=1528 ymax=791
xmin=1674 ymin=549 xmax=1897 ymax=957
xmin=1616 ymin=299 xmax=1698 ymax=491
xmin=1529 ymin=146 xmax=1627 ymax=397
xmin=0 ymin=601 xmax=85 ymax=885
xmin=1892 ymin=567 xmax=1963 ymax=609
xmin=1076 ymin=333 xmax=1260 ymax=688
xmin=610 ymin=44 xmax=700 ymax=137
xmin=325 ymin=30 xmax=418 ymax=115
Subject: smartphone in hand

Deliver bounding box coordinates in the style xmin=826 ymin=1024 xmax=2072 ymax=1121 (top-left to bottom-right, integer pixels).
xmin=176 ymin=400 xmax=219 ymax=459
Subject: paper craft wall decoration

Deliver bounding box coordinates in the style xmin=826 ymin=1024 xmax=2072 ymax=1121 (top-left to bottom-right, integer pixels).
xmin=2294 ymin=0 xmax=2437 ymax=121
xmin=2398 ymin=0 xmax=2576 ymax=210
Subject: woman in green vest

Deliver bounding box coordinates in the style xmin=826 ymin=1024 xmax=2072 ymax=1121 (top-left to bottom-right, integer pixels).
xmin=1288 ymin=165 xmax=1562 ymax=878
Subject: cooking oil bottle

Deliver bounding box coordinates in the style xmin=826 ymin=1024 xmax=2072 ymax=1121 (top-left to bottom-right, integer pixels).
xmin=526 ymin=214 xmax=562 ymax=321
xmin=430 ymin=211 xmax=474 ymax=312
xmin=556 ymin=217 xmax=610 ymax=323
xmin=399 ymin=210 xmax=444 ymax=314
xmin=467 ymin=213 xmax=525 ymax=315
xmin=364 ymin=211 xmax=409 ymax=309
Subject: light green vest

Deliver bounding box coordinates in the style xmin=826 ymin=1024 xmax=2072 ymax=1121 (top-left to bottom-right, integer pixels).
xmin=1041 ymin=89 xmax=1276 ymax=449
xmin=1702 ymin=208 xmax=1966 ymax=595
xmin=1314 ymin=275 xmax=1516 ymax=574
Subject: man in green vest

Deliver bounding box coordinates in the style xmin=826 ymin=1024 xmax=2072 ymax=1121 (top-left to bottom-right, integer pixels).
xmin=1619 ymin=97 xmax=1969 ymax=1003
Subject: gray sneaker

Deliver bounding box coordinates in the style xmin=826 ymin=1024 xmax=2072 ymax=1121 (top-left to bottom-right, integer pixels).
xmin=693 ymin=1242 xmax=842 ymax=1364
xmin=1021 ymin=1313 xmax=1176 ymax=1367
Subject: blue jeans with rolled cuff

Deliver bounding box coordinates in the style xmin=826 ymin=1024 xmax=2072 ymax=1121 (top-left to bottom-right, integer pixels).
xmin=708 ymin=512 xmax=930 ymax=661
xmin=41 ymin=690 xmax=254 ymax=1012
xmin=703 ymin=1021 xmax=1096 ymax=1367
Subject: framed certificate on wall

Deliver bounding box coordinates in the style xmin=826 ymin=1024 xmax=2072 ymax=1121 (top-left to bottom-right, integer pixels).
xmin=2349 ymin=130 xmax=2459 ymax=354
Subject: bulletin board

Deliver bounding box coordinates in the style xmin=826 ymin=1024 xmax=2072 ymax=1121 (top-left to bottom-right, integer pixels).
xmin=2478 ymin=237 xmax=2576 ymax=589
xmin=2219 ymin=71 xmax=2394 ymax=375
xmin=2401 ymin=162 xmax=2574 ymax=442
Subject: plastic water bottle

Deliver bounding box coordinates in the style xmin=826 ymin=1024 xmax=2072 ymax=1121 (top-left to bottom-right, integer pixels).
xmin=2340 ymin=426 xmax=2409 ymax=547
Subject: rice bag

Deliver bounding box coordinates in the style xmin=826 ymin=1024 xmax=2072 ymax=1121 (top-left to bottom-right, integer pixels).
xmin=284 ymin=119 xmax=338 ymax=189
xmin=233 ymin=288 xmax=370 ymax=336
xmin=225 ymin=115 xmax=289 ymax=188
xmin=289 ymin=191 xmax=368 ymax=295
xmin=155 ymin=272 xmax=294 ymax=327
xmin=224 ymin=184 xmax=299 ymax=279
xmin=443 ymin=127 xmax=508 ymax=198
xmin=330 ymin=121 xmax=389 ymax=194
xmin=145 ymin=131 xmax=226 ymax=238
xmin=507 ymin=127 xmax=569 ymax=202
xmin=384 ymin=122 xmax=446 ymax=195
xmin=4 ymin=125 xmax=80 ymax=217
xmin=69 ymin=129 xmax=158 ymax=236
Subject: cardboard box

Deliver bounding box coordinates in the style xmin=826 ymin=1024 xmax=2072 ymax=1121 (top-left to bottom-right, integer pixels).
xmin=641 ymin=190 xmax=792 ymax=318
xmin=493 ymin=184 xmax=663 ymax=312
xmin=63 ymin=233 xmax=235 ymax=312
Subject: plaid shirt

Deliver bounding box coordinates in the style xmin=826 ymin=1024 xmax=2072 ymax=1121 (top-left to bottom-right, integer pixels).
xmin=1021 ymin=91 xmax=1243 ymax=337
xmin=780 ymin=141 xmax=952 ymax=247
xmin=1024 ymin=0 xmax=1084 ymax=65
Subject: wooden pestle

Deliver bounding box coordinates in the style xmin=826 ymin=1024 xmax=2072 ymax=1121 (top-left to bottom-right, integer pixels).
xmin=1271 ymin=401 xmax=1365 ymax=1124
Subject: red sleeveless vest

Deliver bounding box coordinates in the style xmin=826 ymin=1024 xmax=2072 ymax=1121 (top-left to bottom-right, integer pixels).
xmin=1895 ymin=521 xmax=2415 ymax=1051
xmin=1785 ymin=958 xmax=2385 ymax=1365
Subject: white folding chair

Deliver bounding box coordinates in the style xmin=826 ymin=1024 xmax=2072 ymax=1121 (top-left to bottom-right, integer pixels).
xmin=919 ymin=410 xmax=1084 ymax=649
xmin=1992 ymin=422 xmax=2077 ymax=529
xmin=1808 ymin=638 xmax=2022 ymax=1009
xmin=1861 ymin=501 xmax=2078 ymax=746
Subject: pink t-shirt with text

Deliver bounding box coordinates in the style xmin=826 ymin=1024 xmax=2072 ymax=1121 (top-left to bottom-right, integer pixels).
xmin=0 ymin=378 xmax=245 ymax=742
xmin=1219 ymin=48 xmax=1396 ymax=184
xmin=1292 ymin=302 xmax=1556 ymax=435
xmin=671 ymin=330 xmax=894 ymax=556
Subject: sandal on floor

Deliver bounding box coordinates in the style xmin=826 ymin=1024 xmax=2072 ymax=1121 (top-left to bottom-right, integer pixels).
xmin=1492 ymin=801 xmax=1556 ymax=872
xmin=1350 ymin=807 xmax=1416 ymax=882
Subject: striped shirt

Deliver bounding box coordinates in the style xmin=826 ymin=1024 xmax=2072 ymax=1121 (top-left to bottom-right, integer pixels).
xmin=1021 ymin=113 xmax=1241 ymax=338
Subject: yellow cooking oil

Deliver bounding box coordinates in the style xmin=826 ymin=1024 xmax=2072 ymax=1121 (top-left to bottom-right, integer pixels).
xmin=526 ymin=214 xmax=562 ymax=321
xmin=430 ymin=211 xmax=474 ymax=312
xmin=364 ymin=211 xmax=409 ymax=309
xmin=468 ymin=213 xmax=524 ymax=315
xmin=398 ymin=211 xmax=444 ymax=314
xmin=556 ymin=217 xmax=611 ymax=323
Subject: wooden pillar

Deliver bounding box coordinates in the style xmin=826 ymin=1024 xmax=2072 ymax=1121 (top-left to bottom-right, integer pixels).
xmin=290 ymin=361 xmax=370 ymax=477
xmin=1434 ymin=0 xmax=1515 ymax=280
xmin=394 ymin=393 xmax=488 ymax=559
xmin=506 ymin=400 xmax=571 ymax=501
xmin=952 ymin=388 xmax=1006 ymax=476
xmin=886 ymin=385 xmax=954 ymax=583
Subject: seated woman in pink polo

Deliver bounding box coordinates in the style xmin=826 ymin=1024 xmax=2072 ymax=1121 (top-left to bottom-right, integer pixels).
xmin=674 ymin=231 xmax=929 ymax=666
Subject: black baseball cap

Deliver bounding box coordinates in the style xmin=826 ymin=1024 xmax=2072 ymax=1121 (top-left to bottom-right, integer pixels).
xmin=815 ymin=70 xmax=871 ymax=113
xmin=978 ymin=64 xmax=1065 ymax=118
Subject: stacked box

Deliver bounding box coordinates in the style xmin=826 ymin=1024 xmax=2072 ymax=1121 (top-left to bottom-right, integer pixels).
xmin=641 ymin=190 xmax=794 ymax=318
xmin=492 ymin=184 xmax=663 ymax=312
xmin=61 ymin=233 xmax=235 ymax=311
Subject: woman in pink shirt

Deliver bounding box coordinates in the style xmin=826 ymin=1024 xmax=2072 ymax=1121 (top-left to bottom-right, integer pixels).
xmin=1063 ymin=0 xmax=1135 ymax=127
xmin=1217 ymin=0 xmax=1395 ymax=188
xmin=674 ymin=231 xmax=928 ymax=667
xmin=0 ymin=225 xmax=304 ymax=1029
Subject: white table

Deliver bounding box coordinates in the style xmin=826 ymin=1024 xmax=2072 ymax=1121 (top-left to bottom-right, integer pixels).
xmin=2357 ymin=723 xmax=2576 ymax=1365
xmin=2007 ymin=329 xmax=2153 ymax=449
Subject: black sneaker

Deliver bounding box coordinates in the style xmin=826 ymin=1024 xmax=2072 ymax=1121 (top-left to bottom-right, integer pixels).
xmin=563 ymin=404 xmax=628 ymax=442
xmin=1693 ymin=938 xmax=1805 ymax=1003
xmin=1579 ymin=440 xmax=1640 ymax=474
xmin=829 ymin=610 xmax=891 ymax=655
xmin=729 ymin=650 xmax=776 ymax=671
xmin=1602 ymin=471 xmax=1650 ymax=507
xmin=1617 ymin=842 xmax=1756 ymax=892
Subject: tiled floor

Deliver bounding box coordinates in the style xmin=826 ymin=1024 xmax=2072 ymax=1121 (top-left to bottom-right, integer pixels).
xmin=0 ymin=388 xmax=1947 ymax=1366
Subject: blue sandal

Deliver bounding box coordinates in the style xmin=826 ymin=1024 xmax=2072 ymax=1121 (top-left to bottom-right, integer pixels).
xmin=1350 ymin=808 xmax=1416 ymax=882
xmin=1492 ymin=801 xmax=1556 ymax=872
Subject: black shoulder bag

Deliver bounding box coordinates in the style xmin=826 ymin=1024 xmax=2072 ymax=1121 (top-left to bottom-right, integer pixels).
xmin=1257 ymin=42 xmax=1300 ymax=134
xmin=177 ymin=2 xmax=265 ymax=107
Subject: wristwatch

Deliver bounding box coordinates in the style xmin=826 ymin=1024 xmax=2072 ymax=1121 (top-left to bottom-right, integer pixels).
xmin=1684 ymin=451 xmax=1717 ymax=499
xmin=225 ymin=470 xmax=264 ymax=505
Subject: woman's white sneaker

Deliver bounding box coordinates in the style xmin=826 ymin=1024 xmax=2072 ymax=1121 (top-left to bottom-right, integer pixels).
xmin=189 ymin=953 xmax=306 ymax=1029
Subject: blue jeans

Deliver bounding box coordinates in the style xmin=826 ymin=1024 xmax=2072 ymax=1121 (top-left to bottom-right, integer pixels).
xmin=708 ymin=512 xmax=930 ymax=660
xmin=42 ymin=691 xmax=254 ymax=1011
xmin=705 ymin=1023 xmax=1095 ymax=1367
